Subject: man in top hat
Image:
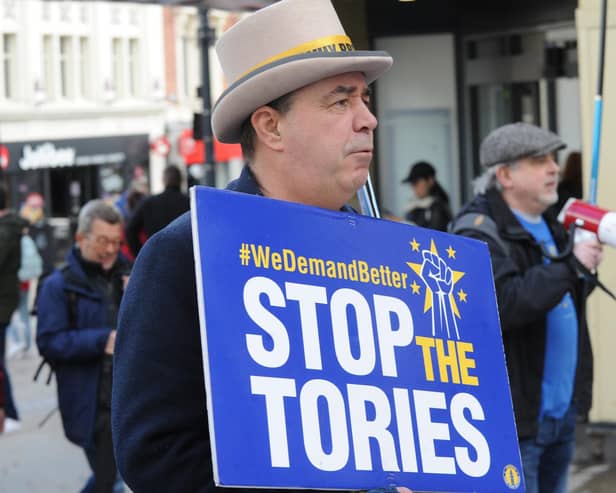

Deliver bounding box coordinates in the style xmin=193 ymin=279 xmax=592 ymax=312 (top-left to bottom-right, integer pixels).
xmin=450 ymin=122 xmax=603 ymax=493
xmin=112 ymin=1 xmax=411 ymax=492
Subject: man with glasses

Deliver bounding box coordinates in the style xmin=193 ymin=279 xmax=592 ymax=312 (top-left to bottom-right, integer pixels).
xmin=37 ymin=199 xmax=131 ymax=493
xmin=450 ymin=122 xmax=603 ymax=493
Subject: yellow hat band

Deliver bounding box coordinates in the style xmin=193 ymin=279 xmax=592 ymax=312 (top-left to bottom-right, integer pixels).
xmin=238 ymin=34 xmax=354 ymax=82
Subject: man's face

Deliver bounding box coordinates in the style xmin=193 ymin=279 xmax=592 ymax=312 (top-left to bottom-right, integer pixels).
xmin=76 ymin=218 xmax=123 ymax=270
xmin=499 ymin=153 xmax=560 ymax=215
xmin=276 ymin=72 xmax=378 ymax=210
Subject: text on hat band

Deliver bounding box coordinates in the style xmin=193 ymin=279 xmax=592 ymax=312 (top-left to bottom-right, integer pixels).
xmin=237 ymin=34 xmax=354 ymax=82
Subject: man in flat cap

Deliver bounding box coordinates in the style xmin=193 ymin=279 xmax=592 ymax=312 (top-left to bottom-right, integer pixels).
xmin=450 ymin=122 xmax=603 ymax=493
xmin=112 ymin=1 xmax=412 ymax=492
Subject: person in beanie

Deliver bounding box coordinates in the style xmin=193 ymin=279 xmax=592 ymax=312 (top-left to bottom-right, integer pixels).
xmin=450 ymin=122 xmax=603 ymax=493
xmin=112 ymin=1 xmax=411 ymax=493
xmin=401 ymin=161 xmax=452 ymax=231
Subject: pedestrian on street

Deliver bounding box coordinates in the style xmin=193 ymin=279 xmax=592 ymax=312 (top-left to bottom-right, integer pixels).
xmin=124 ymin=164 xmax=189 ymax=258
xmin=6 ymin=197 xmax=44 ymax=357
xmin=112 ymin=1 xmax=412 ymax=492
xmin=401 ymin=160 xmax=452 ymax=231
xmin=450 ymin=122 xmax=603 ymax=493
xmin=0 ymin=184 xmax=28 ymax=433
xmin=0 ymin=365 xmax=5 ymax=433
xmin=37 ymin=199 xmax=131 ymax=493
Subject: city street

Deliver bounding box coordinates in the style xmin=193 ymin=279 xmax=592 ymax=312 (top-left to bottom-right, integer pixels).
xmin=1 ymin=347 xmax=91 ymax=493
xmin=2 ymin=344 xmax=616 ymax=493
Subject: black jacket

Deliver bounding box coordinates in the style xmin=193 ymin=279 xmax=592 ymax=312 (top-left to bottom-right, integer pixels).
xmin=0 ymin=212 xmax=27 ymax=322
xmin=125 ymin=186 xmax=190 ymax=257
xmin=404 ymin=195 xmax=452 ymax=232
xmin=451 ymin=188 xmax=594 ymax=439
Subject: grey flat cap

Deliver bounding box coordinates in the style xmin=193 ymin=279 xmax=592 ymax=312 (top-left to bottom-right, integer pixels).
xmin=480 ymin=122 xmax=566 ymax=167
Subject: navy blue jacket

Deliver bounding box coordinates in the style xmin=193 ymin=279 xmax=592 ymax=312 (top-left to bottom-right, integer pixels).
xmin=37 ymin=247 xmax=130 ymax=447
xmin=112 ymin=167 xmax=362 ymax=493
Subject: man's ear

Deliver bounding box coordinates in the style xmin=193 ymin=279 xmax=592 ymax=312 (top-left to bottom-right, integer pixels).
xmin=495 ymin=165 xmax=512 ymax=190
xmin=251 ymin=106 xmax=283 ymax=151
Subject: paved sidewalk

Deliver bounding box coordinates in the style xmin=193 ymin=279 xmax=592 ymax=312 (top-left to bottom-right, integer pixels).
xmin=1 ymin=348 xmax=91 ymax=493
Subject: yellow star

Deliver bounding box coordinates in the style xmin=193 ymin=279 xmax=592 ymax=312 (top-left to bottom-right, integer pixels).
xmin=446 ymin=245 xmax=456 ymax=259
xmin=410 ymin=280 xmax=421 ymax=294
xmin=407 ymin=239 xmax=466 ymax=317
xmin=410 ymin=238 xmax=420 ymax=252
xmin=457 ymin=289 xmax=468 ymax=303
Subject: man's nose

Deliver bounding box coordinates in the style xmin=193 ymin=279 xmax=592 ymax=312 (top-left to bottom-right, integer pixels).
xmin=355 ymin=103 xmax=378 ymax=132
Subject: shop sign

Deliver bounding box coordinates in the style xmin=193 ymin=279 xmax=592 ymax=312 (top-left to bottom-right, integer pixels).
xmin=2 ymin=135 xmax=149 ymax=173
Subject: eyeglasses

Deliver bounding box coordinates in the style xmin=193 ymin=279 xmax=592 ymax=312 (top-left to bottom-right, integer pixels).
xmin=89 ymin=234 xmax=124 ymax=249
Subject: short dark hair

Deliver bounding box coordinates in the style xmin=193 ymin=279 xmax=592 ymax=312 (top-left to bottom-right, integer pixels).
xmin=239 ymin=91 xmax=295 ymax=161
xmin=0 ymin=184 xmax=7 ymax=209
xmin=163 ymin=165 xmax=183 ymax=188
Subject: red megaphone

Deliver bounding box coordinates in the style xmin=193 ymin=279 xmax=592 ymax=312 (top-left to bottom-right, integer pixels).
xmin=559 ymin=199 xmax=616 ymax=248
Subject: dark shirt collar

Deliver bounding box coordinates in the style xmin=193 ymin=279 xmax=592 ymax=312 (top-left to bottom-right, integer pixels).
xmin=74 ymin=246 xmax=113 ymax=279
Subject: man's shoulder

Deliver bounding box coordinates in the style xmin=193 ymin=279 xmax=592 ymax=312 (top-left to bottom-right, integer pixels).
xmin=451 ymin=194 xmax=492 ymax=229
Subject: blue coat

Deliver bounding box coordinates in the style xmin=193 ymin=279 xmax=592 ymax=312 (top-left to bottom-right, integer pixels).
xmin=113 ymin=167 xmax=357 ymax=493
xmin=37 ymin=247 xmax=128 ymax=447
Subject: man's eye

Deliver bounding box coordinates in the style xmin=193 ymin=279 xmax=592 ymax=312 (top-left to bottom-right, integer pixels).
xmin=334 ymin=99 xmax=349 ymax=107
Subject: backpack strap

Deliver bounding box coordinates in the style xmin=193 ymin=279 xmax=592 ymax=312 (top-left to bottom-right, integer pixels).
xmin=450 ymin=212 xmax=510 ymax=256
xmin=33 ymin=264 xmax=80 ymax=386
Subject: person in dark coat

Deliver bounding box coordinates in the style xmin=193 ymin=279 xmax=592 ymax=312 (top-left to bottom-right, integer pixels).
xmin=0 ymin=184 xmax=27 ymax=431
xmin=124 ymin=164 xmax=189 ymax=257
xmin=37 ymin=199 xmax=131 ymax=493
xmin=0 ymin=365 xmax=4 ymax=433
xmin=112 ymin=1 xmax=411 ymax=493
xmin=450 ymin=123 xmax=602 ymax=493
xmin=401 ymin=161 xmax=452 ymax=231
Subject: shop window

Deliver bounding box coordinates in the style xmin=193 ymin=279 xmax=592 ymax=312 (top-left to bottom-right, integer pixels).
xmin=2 ymin=33 xmax=17 ymax=99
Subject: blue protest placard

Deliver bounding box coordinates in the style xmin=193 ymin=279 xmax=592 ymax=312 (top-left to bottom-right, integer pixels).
xmin=191 ymin=186 xmax=524 ymax=493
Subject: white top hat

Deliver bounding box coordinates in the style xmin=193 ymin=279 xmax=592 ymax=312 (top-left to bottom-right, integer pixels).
xmin=212 ymin=0 xmax=393 ymax=143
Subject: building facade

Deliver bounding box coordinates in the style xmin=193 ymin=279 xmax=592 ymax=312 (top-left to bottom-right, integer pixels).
xmin=0 ymin=0 xmax=167 ymax=219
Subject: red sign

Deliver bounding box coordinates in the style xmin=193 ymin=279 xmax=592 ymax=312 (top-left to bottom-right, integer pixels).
xmin=0 ymin=146 xmax=9 ymax=170
xmin=178 ymin=129 xmax=243 ymax=165
xmin=151 ymin=136 xmax=171 ymax=157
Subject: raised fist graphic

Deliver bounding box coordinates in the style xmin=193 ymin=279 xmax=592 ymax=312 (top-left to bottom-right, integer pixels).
xmin=420 ymin=251 xmax=453 ymax=296
xmin=418 ymin=250 xmax=459 ymax=339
